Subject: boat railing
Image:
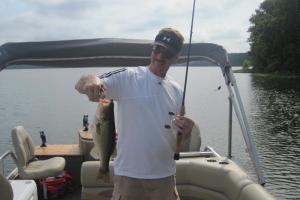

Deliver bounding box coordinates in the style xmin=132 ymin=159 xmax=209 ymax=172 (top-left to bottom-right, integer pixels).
xmin=184 ymin=49 xmax=267 ymax=185
xmin=179 ymin=146 xmax=221 ymax=158
xmin=0 ymin=150 xmax=18 ymax=179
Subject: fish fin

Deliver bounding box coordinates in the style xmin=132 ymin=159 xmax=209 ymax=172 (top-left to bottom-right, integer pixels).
xmin=102 ymin=172 xmax=110 ymax=183
xmin=96 ymin=123 xmax=102 ymax=135
xmin=97 ymin=168 xmax=110 ymax=183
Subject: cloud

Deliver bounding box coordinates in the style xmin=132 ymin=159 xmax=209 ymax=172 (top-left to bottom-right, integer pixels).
xmin=0 ymin=0 xmax=264 ymax=52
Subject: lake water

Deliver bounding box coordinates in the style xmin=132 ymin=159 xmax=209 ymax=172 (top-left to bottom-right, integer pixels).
xmin=0 ymin=67 xmax=299 ymax=199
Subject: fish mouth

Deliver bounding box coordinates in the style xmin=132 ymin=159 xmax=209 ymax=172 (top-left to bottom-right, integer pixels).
xmin=100 ymin=99 xmax=112 ymax=105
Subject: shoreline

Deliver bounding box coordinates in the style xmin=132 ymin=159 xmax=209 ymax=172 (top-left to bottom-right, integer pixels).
xmin=233 ymin=69 xmax=300 ymax=78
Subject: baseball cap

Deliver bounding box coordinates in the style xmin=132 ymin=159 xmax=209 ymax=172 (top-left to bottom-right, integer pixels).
xmin=153 ymin=28 xmax=184 ymax=54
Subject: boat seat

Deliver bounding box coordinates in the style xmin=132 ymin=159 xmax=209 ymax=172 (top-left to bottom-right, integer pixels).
xmin=0 ymin=173 xmax=13 ymax=200
xmin=176 ymin=158 xmax=274 ymax=200
xmin=238 ymin=183 xmax=274 ymax=200
xmin=81 ymin=161 xmax=114 ymax=200
xmin=11 ymin=126 xmax=66 ymax=179
xmin=182 ymin=123 xmax=201 ymax=152
xmin=81 ymin=157 xmax=274 ymax=200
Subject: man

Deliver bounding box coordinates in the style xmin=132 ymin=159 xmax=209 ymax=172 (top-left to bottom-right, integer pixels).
xmin=75 ymin=27 xmax=194 ymax=200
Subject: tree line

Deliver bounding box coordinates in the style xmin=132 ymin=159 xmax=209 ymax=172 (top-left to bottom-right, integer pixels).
xmin=248 ymin=0 xmax=300 ymax=74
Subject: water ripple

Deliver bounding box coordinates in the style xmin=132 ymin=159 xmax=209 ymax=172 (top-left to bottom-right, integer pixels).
xmin=249 ymin=75 xmax=300 ymax=199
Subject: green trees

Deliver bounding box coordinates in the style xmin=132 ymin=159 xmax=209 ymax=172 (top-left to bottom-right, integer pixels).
xmin=248 ymin=0 xmax=300 ymax=73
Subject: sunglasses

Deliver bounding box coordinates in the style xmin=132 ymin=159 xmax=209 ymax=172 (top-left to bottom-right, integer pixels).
xmin=152 ymin=45 xmax=176 ymax=59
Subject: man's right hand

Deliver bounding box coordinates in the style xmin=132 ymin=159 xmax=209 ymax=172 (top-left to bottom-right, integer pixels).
xmin=75 ymin=75 xmax=106 ymax=102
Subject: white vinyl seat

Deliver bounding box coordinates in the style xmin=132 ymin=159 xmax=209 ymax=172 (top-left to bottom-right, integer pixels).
xmin=11 ymin=126 xmax=65 ymax=179
xmin=0 ymin=173 xmax=13 ymax=200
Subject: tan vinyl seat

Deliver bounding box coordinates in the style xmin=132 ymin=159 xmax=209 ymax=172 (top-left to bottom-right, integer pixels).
xmin=81 ymin=158 xmax=275 ymax=200
xmin=11 ymin=126 xmax=65 ymax=179
xmin=183 ymin=123 xmax=201 ymax=152
xmin=0 ymin=173 xmax=13 ymax=200
xmin=81 ymin=161 xmax=114 ymax=200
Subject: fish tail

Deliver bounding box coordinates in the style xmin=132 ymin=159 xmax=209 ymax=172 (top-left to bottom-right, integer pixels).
xmin=97 ymin=167 xmax=110 ymax=183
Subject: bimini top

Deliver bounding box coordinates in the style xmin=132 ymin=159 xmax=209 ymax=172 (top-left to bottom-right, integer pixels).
xmin=0 ymin=38 xmax=230 ymax=71
xmin=0 ymin=37 xmax=267 ymax=185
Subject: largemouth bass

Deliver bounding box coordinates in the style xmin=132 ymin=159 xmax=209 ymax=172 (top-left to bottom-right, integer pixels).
xmin=91 ymin=99 xmax=116 ymax=182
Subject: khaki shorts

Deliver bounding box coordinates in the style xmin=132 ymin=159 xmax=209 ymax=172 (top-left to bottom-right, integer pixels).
xmin=111 ymin=175 xmax=180 ymax=200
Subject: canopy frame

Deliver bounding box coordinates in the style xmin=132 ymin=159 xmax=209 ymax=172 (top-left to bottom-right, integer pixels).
xmin=0 ymin=38 xmax=266 ymax=184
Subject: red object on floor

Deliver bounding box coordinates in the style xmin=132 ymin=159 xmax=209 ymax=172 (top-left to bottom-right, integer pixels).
xmin=37 ymin=171 xmax=73 ymax=198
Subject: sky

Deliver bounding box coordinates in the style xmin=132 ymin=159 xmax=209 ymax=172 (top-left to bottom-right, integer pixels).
xmin=0 ymin=0 xmax=264 ymax=53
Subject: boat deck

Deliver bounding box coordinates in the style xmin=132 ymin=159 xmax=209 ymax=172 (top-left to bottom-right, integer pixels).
xmin=47 ymin=187 xmax=81 ymax=200
xmin=2 ymin=139 xmax=275 ymax=200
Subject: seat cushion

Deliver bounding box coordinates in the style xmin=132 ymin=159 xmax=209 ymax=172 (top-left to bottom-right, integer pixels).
xmin=238 ymin=183 xmax=275 ymax=200
xmin=176 ymin=157 xmax=252 ymax=200
xmin=11 ymin=126 xmax=36 ymax=168
xmin=177 ymin=185 xmax=229 ymax=200
xmin=81 ymin=161 xmax=114 ymax=187
xmin=21 ymin=157 xmax=65 ymax=179
xmin=81 ymin=187 xmax=113 ymax=200
xmin=0 ymin=174 xmax=13 ymax=200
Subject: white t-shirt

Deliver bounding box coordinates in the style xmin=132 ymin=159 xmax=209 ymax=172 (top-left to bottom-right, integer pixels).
xmin=99 ymin=66 xmax=183 ymax=179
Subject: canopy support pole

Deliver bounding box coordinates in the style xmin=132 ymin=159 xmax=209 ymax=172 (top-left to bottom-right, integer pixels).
xmin=228 ymin=97 xmax=233 ymax=159
xmin=222 ymin=65 xmax=266 ymax=185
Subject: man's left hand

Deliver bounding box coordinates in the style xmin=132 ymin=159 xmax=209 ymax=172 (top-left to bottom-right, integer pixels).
xmin=174 ymin=115 xmax=194 ymax=140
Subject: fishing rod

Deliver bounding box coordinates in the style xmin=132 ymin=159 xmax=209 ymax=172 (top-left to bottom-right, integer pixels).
xmin=174 ymin=0 xmax=196 ymax=160
xmin=182 ymin=0 xmax=196 ymax=110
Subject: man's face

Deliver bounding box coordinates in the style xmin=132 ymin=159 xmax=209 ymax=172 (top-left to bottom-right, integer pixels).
xmin=149 ymin=45 xmax=178 ymax=77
